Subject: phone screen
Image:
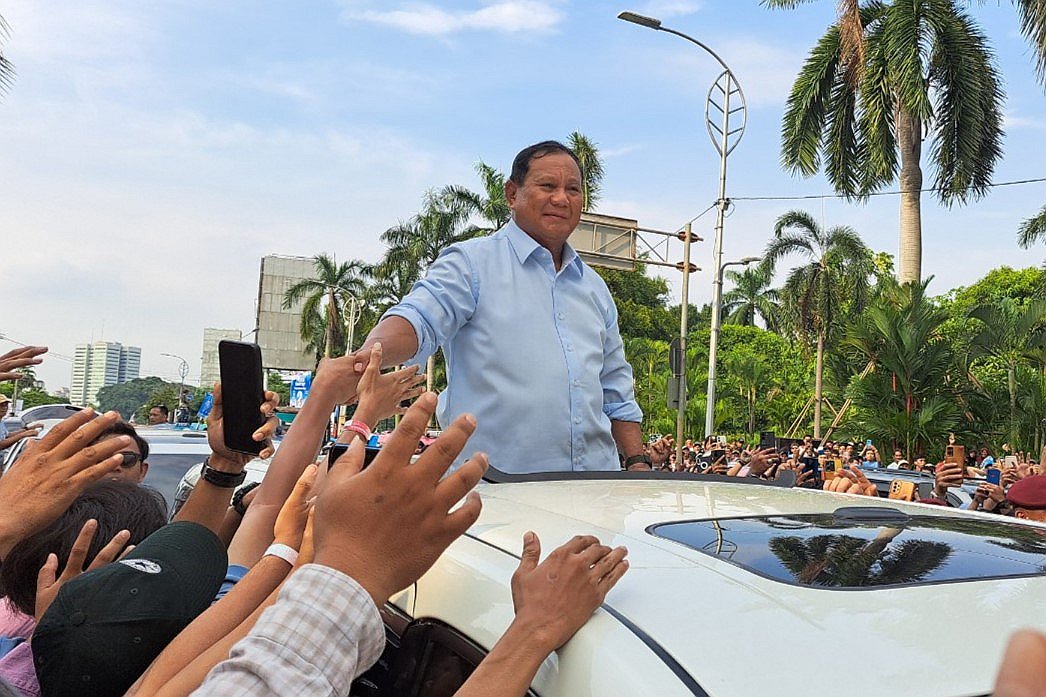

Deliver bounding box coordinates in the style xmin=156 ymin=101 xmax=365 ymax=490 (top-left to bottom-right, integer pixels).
xmin=759 ymin=431 xmax=776 ymax=451
xmin=218 ymin=340 xmax=267 ymax=456
xmin=986 ymin=468 xmax=1002 ymax=485
xmin=711 ymin=449 xmax=726 ymax=463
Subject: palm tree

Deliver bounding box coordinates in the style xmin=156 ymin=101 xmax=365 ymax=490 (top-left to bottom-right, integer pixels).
xmin=0 ymin=15 xmax=14 ymax=96
xmin=381 ymin=194 xmax=483 ymax=391
xmin=966 ymin=297 xmax=1046 ymax=448
xmin=723 ymin=350 xmax=779 ymax=435
xmin=846 ymin=280 xmax=965 ymax=457
xmin=568 ymin=131 xmax=604 ymax=211
xmin=764 ymin=0 xmax=1004 ymax=284
xmin=762 ymin=210 xmax=871 ymax=437
xmin=624 ymin=337 xmax=670 ymax=428
xmin=438 ymin=161 xmax=511 ymax=235
xmin=1018 ymin=205 xmax=1046 ymax=248
xmin=283 ymin=254 xmax=368 ymax=359
xmin=721 ymin=266 xmax=780 ymax=330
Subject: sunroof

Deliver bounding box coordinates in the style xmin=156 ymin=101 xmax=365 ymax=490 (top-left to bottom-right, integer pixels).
xmin=650 ymin=510 xmax=1046 ymax=589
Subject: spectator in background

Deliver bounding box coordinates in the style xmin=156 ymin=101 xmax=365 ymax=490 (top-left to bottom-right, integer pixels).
xmin=147 ymin=405 xmax=170 ymax=427
xmin=886 ymin=449 xmax=905 ymax=469
xmin=979 ymin=446 xmax=996 ymax=469
xmin=93 ymin=421 xmax=151 ymax=485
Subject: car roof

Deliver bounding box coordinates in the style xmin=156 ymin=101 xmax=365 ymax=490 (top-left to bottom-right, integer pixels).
xmin=464 ymin=477 xmax=1046 ymax=697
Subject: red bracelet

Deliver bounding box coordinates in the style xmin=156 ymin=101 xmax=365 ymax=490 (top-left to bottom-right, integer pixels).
xmin=344 ymin=419 xmax=372 ymax=441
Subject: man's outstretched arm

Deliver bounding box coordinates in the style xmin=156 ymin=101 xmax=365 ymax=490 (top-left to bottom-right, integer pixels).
xmin=356 ymin=316 xmax=419 ymax=369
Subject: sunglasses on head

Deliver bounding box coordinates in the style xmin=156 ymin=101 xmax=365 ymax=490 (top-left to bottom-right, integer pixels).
xmin=119 ymin=452 xmax=143 ymax=468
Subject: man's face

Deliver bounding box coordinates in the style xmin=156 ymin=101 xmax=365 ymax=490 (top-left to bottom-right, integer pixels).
xmin=894 ymin=450 xmax=903 ymax=461
xmin=148 ymin=408 xmax=166 ymax=425
xmin=505 ymin=152 xmax=583 ymax=250
xmin=0 ymin=402 xmax=8 ymax=419
xmin=1016 ymin=507 xmax=1046 ymax=523
xmin=100 ymin=434 xmax=149 ymax=484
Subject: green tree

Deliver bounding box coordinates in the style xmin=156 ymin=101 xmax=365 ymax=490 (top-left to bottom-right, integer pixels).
xmin=266 ymin=372 xmax=291 ymax=406
xmin=763 ymin=210 xmax=871 ymax=437
xmin=846 ymin=280 xmax=966 ymax=458
xmin=966 ymin=298 xmax=1046 ymax=449
xmin=438 ymin=161 xmax=511 ymax=235
xmin=765 ymin=0 xmax=1004 ymax=284
xmin=96 ymin=377 xmax=169 ymax=419
xmin=283 ymin=253 xmax=369 ymax=359
xmin=1018 ymin=205 xmax=1046 ymax=249
xmin=723 ymin=349 xmax=779 ymax=436
xmin=567 ymin=131 xmax=605 ymax=211
xmin=597 ymin=263 xmax=677 ymax=342
xmin=721 ymin=265 xmax=780 ymax=330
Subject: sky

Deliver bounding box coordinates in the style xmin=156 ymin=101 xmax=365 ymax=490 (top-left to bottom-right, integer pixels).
xmin=2 ymin=0 xmax=1045 ymax=391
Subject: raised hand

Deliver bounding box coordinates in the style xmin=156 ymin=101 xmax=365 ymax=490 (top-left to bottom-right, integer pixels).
xmin=35 ymin=519 xmax=132 ymax=620
xmin=0 ymin=345 xmax=47 ymax=382
xmin=352 ymin=342 xmax=426 ymax=425
xmin=206 ymin=384 xmax=280 ymax=467
xmin=823 ymin=466 xmax=878 ymax=497
xmin=312 ymin=392 xmax=488 ymax=603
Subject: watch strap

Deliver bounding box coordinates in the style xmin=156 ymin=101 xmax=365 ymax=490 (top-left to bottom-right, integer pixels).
xmin=201 ymin=458 xmax=247 ymax=488
xmin=231 ymin=481 xmax=262 ymax=516
xmin=624 ymin=454 xmax=652 ymax=468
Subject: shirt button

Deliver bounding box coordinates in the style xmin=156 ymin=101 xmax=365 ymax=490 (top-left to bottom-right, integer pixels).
xmin=566 ymin=345 xmax=573 ymax=352
xmin=557 ymin=312 xmax=565 ymax=320
xmin=573 ymin=379 xmax=581 ymax=386
xmin=574 ymin=417 xmax=582 ymax=424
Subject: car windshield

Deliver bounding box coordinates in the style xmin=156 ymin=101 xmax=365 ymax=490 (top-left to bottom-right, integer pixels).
xmin=651 ymin=511 xmax=1046 ymax=589
xmin=144 ymin=453 xmax=208 ymax=507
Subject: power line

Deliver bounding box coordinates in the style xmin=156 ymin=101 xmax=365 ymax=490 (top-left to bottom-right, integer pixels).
xmin=732 ymin=175 xmax=1046 ymax=202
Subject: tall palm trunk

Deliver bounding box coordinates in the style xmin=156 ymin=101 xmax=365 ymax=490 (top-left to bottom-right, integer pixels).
xmin=897 ymin=108 xmax=923 ymax=284
xmin=1008 ymin=365 xmax=1018 ymax=448
xmin=814 ymin=331 xmax=825 ymax=438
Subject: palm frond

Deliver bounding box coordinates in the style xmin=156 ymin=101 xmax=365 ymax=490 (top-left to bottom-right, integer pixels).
xmin=1018 ymin=205 xmax=1046 ymax=248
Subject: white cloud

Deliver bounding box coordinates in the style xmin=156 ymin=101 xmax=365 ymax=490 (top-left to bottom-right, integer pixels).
xmin=1004 ymin=110 xmax=1046 ymax=130
xmin=635 ymin=0 xmax=703 ymax=19
xmin=340 ymin=1 xmax=564 ymax=36
xmin=601 ymin=143 xmax=644 ymax=158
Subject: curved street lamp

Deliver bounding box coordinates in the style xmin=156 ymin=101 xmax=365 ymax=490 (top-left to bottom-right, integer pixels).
xmin=618 ymin=11 xmax=748 ymax=441
xmin=160 ymin=352 xmax=190 ymax=423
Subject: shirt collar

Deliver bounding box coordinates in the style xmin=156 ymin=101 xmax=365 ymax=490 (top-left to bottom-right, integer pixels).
xmin=504 ymin=219 xmax=584 ymax=277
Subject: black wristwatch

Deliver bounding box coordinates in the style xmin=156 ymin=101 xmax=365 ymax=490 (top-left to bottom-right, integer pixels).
xmin=624 ymin=454 xmax=652 ymax=469
xmin=201 ymin=458 xmax=247 ymax=488
xmin=231 ymin=481 xmax=262 ymax=516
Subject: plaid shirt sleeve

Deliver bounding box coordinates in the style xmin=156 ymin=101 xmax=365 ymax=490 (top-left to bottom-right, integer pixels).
xmin=192 ymin=564 xmax=385 ymax=697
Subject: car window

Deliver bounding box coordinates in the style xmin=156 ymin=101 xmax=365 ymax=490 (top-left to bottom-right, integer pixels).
xmin=144 ymin=453 xmax=209 ymax=506
xmin=651 ymin=510 xmax=1046 ymax=589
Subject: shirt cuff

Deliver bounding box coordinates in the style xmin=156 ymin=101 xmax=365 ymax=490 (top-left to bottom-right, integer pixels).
xmin=381 ymin=306 xmax=431 ymax=368
xmin=604 ymin=400 xmax=643 ymax=423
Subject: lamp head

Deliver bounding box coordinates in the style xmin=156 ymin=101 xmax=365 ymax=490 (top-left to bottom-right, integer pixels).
xmin=618 ymin=11 xmax=662 ymax=29
xmin=741 ymin=256 xmax=761 ymax=264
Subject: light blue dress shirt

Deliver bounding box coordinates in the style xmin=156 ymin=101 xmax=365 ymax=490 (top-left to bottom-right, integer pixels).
xmin=383 ymin=220 xmax=643 ymax=473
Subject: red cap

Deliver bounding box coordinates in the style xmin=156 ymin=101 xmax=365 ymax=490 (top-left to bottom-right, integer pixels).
xmin=1006 ymin=475 xmax=1046 ymax=510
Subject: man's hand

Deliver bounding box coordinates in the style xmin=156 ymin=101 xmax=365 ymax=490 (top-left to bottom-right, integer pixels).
xmin=747 ymin=447 xmax=778 ymax=478
xmin=35 ymin=519 xmax=132 ymax=620
xmin=934 ymin=461 xmax=964 ymax=498
xmin=646 ymin=438 xmax=672 ymax=468
xmin=978 ymin=483 xmax=1007 ymax=512
xmin=993 ymin=629 xmax=1046 ymax=697
xmin=0 ymin=409 xmax=129 ymax=559
xmin=205 ymin=384 xmax=279 ymax=470
xmin=312 ymin=392 xmax=487 ymax=604
xmin=510 ymin=532 xmax=628 ymax=651
xmin=823 ymin=467 xmax=878 ymax=497
xmin=0 ymin=345 xmax=47 ymax=382
xmin=352 ymin=342 xmax=426 ymax=425
xmin=706 ymin=456 xmax=728 ymax=475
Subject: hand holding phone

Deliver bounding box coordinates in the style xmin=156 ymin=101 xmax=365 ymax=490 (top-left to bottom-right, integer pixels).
xmin=986 ymin=467 xmax=1002 ymax=486
xmin=217 ymin=341 xmax=273 ymax=457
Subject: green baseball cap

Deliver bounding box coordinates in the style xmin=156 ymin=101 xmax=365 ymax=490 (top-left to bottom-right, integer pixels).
xmin=33 ymin=521 xmax=227 ymax=697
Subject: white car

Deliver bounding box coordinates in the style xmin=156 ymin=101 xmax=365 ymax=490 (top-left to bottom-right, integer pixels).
xmin=352 ymin=470 xmax=1046 ymax=697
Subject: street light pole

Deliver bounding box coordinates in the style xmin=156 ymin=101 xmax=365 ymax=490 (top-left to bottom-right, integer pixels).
xmin=161 ymin=353 xmax=189 ymax=423
xmin=618 ymin=10 xmax=747 ymax=440
xmin=675 ymin=222 xmax=695 ymax=466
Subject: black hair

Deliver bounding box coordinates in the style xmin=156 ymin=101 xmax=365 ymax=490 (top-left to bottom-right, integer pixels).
xmin=0 ymin=481 xmax=167 ymax=616
xmin=509 ymin=140 xmax=582 ymax=186
xmin=91 ymin=420 xmax=149 ymax=462
xmin=152 ymin=405 xmax=169 ymax=418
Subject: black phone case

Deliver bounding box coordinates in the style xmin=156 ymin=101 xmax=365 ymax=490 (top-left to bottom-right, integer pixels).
xmin=218 ymin=340 xmax=267 ymax=456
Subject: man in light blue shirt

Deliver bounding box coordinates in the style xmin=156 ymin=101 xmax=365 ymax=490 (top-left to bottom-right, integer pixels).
xmin=358 ymin=141 xmax=648 ymax=474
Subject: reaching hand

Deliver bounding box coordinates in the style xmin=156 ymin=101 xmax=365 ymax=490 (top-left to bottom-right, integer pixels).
xmin=273 ymin=465 xmax=317 ymax=551
xmin=646 ymin=438 xmax=672 ymax=467
xmin=747 ymin=447 xmax=778 ymax=477
xmin=934 ymin=461 xmax=964 ymax=497
xmin=0 ymin=345 xmax=47 ymax=382
xmin=35 ymin=519 xmax=132 ymax=620
xmin=823 ymin=466 xmax=878 ymax=497
xmin=312 ymin=392 xmax=487 ymax=604
xmin=993 ymin=630 xmax=1046 ymax=697
xmin=353 ymin=342 xmax=426 ymax=425
xmin=510 ymin=532 xmax=628 ymax=651
xmin=205 ymin=384 xmax=279 ymax=467
xmin=0 ymin=409 xmax=130 ymax=559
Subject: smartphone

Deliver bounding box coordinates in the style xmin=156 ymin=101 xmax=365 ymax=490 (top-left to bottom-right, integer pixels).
xmin=800 ymin=456 xmax=819 ymax=474
xmin=218 ymin=340 xmax=267 ymax=456
xmin=759 ymin=431 xmax=776 ymax=451
xmin=363 ymin=445 xmax=381 ymax=468
xmin=1004 ymin=455 xmax=1018 ymax=468
xmin=716 ymin=435 xmax=727 ymax=445
xmin=888 ymin=479 xmax=917 ymax=501
xmin=865 ymin=439 xmax=873 ymax=447
xmin=711 ymin=448 xmax=726 ymax=463
xmin=986 ymin=468 xmax=1002 ymax=485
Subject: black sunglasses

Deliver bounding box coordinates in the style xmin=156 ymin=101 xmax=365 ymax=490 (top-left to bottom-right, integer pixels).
xmin=119 ymin=452 xmax=144 ymax=468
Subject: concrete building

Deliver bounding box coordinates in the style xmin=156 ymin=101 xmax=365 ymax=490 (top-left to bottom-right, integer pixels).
xmin=200 ymin=328 xmax=243 ymax=387
xmin=70 ymin=341 xmax=142 ymax=407
xmin=256 ymin=255 xmax=318 ymax=371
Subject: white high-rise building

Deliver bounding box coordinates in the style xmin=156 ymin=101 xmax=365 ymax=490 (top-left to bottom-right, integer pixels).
xmin=70 ymin=341 xmax=142 ymax=407
xmin=200 ymin=328 xmax=243 ymax=388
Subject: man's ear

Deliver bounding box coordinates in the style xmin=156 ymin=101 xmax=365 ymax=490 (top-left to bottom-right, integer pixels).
xmin=1015 ymin=509 xmax=1029 ymax=520
xmin=505 ymin=179 xmax=519 ymax=208
xmin=139 ymin=462 xmax=149 ymax=482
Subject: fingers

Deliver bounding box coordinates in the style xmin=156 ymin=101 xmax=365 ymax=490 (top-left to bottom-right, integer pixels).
xmin=70 ymin=450 xmax=126 ymax=488
xmin=62 ymin=519 xmax=99 ymax=580
xmin=599 ymin=556 xmax=630 ymax=591
xmin=88 ymin=529 xmax=132 ymax=571
xmin=413 ymin=411 xmax=477 ymax=484
xmin=435 ymin=453 xmax=489 ymax=508
xmin=35 ymin=408 xmax=98 ymax=453
xmin=327 ymin=439 xmax=366 ymax=480
xmin=119 ymin=545 xmax=136 ymax=560
xmin=66 ymin=432 xmax=132 ymax=479
xmin=285 ymin=465 xmax=318 ymax=511
xmin=518 ymin=531 xmax=541 ymax=573
xmin=577 ymin=541 xmax=614 ymax=567
xmin=443 ymin=490 xmax=483 ymax=536
xmin=592 ymin=546 xmax=628 ymax=584
xmin=370 ymin=392 xmax=437 ymax=472
xmin=560 ymin=535 xmax=601 ymax=555
xmin=364 ymin=342 xmax=383 ymax=382
xmin=50 ymin=410 xmax=124 ymax=462
xmin=37 ymin=553 xmax=58 ymax=593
